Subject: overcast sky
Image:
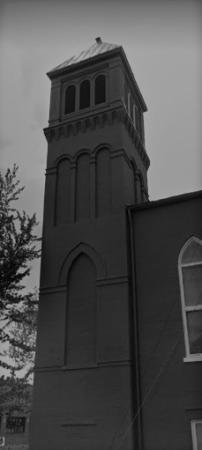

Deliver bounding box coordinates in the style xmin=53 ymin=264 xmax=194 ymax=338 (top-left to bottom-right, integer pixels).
xmin=0 ymin=0 xmax=201 ymax=290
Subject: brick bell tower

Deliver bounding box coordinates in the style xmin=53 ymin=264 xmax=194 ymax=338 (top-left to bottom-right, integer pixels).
xmin=30 ymin=38 xmax=150 ymax=450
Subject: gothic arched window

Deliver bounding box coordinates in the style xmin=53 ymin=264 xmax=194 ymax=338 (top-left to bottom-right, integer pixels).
xmin=178 ymin=237 xmax=202 ymax=360
xmin=79 ymin=80 xmax=90 ymax=109
xmin=65 ymin=85 xmax=76 ymax=114
xmin=65 ymin=254 xmax=96 ymax=367
xmin=95 ymin=74 xmax=106 ymax=105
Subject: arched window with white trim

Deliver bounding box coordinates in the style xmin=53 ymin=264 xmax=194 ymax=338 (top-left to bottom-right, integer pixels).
xmin=191 ymin=420 xmax=202 ymax=450
xmin=178 ymin=237 xmax=202 ymax=360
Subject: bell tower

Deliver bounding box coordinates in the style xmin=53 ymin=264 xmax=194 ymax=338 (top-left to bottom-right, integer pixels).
xmin=30 ymin=39 xmax=150 ymax=450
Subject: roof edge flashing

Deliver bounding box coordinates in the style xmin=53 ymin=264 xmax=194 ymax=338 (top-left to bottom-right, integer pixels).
xmin=47 ymin=46 xmax=122 ymax=79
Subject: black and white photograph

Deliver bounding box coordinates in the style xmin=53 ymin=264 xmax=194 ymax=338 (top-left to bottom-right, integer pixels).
xmin=0 ymin=0 xmax=201 ymax=449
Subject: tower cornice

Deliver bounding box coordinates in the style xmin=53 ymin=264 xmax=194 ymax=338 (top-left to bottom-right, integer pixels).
xmin=44 ymin=105 xmax=150 ymax=169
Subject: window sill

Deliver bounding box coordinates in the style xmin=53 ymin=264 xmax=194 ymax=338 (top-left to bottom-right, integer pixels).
xmin=183 ymin=355 xmax=202 ymax=363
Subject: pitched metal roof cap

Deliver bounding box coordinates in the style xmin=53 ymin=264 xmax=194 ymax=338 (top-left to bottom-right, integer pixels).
xmin=47 ymin=38 xmax=147 ymax=111
xmin=49 ymin=38 xmax=119 ymax=74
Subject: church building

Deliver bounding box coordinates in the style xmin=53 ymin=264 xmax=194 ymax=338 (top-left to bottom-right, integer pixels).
xmin=30 ymin=38 xmax=202 ymax=450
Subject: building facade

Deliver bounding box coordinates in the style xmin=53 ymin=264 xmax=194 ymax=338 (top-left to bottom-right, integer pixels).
xmin=128 ymin=193 xmax=202 ymax=450
xmin=30 ymin=39 xmax=202 ymax=449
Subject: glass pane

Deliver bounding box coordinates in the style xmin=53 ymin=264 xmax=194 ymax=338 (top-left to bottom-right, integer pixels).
xmin=196 ymin=422 xmax=202 ymax=450
xmin=187 ymin=311 xmax=202 ymax=354
xmin=182 ymin=240 xmax=202 ymax=264
xmin=182 ymin=265 xmax=202 ymax=306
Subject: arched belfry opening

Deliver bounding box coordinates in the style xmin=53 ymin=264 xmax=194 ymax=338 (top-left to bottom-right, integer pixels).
xmin=79 ymin=79 xmax=90 ymax=109
xmin=95 ymin=74 xmax=106 ymax=104
xmin=65 ymin=253 xmax=97 ymax=367
xmin=65 ymin=85 xmax=76 ymax=114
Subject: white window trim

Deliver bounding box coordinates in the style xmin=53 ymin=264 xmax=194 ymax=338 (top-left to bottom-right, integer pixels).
xmin=191 ymin=420 xmax=202 ymax=450
xmin=178 ymin=236 xmax=202 ymax=362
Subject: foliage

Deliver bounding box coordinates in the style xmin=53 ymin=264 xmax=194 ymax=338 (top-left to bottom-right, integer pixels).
xmin=1 ymin=292 xmax=38 ymax=380
xmin=0 ymin=165 xmax=40 ymax=380
xmin=0 ymin=375 xmax=32 ymax=414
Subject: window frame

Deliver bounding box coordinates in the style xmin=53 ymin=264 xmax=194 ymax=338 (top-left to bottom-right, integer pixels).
xmin=191 ymin=420 xmax=202 ymax=450
xmin=178 ymin=236 xmax=202 ymax=362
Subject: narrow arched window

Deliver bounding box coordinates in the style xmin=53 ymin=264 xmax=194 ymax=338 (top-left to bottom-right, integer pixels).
xmin=178 ymin=237 xmax=202 ymax=360
xmin=65 ymin=254 xmax=96 ymax=367
xmin=79 ymin=80 xmax=90 ymax=109
xmin=95 ymin=74 xmax=106 ymax=105
xmin=65 ymin=85 xmax=76 ymax=114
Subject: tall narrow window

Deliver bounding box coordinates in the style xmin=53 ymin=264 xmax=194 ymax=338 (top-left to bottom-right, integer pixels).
xmin=95 ymin=74 xmax=106 ymax=105
xmin=191 ymin=420 xmax=202 ymax=450
xmin=79 ymin=80 xmax=90 ymax=109
xmin=65 ymin=254 xmax=96 ymax=367
xmin=178 ymin=237 xmax=202 ymax=359
xmin=65 ymin=85 xmax=76 ymax=114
